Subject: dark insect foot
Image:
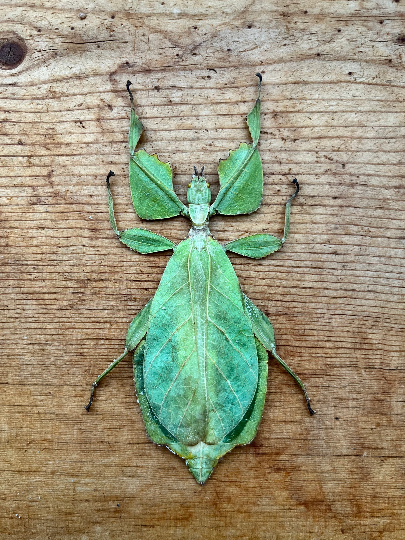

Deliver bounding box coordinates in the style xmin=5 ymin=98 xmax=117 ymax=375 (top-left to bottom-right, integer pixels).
xmin=106 ymin=170 xmax=115 ymax=188
xmin=84 ymin=400 xmax=92 ymax=412
xmin=85 ymin=383 xmax=97 ymax=412
xmin=286 ymin=178 xmax=299 ymax=203
xmin=307 ymin=399 xmax=316 ymax=416
xmin=126 ymin=80 xmax=133 ymax=102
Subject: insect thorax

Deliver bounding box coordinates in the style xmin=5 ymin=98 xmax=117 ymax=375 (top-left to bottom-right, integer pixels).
xmin=187 ymin=174 xmax=211 ymax=227
xmin=188 ymin=223 xmax=210 ymax=251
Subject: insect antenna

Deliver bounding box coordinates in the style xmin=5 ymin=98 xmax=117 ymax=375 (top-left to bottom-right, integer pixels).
xmin=193 ymin=166 xmax=205 ymax=177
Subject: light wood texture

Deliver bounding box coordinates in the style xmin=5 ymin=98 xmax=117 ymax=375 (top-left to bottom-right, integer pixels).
xmin=1 ymin=1 xmax=404 ymax=538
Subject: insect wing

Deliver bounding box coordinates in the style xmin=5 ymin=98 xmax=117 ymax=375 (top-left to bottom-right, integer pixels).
xmin=143 ymin=238 xmax=259 ymax=446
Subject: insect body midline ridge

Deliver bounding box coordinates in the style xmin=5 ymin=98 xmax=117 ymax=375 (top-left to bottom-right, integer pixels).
xmin=143 ymin=232 xmax=259 ymax=447
xmin=187 ymin=223 xmax=211 ymax=251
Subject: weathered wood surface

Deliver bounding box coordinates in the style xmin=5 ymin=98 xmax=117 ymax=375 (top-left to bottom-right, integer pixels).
xmin=0 ymin=1 xmax=404 ymax=538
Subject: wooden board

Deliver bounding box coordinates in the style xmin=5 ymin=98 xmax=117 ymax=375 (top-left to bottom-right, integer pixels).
xmin=0 ymin=1 xmax=404 ymax=538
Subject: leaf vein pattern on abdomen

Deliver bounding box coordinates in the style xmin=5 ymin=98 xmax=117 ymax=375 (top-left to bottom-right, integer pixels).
xmin=144 ymin=237 xmax=259 ymax=446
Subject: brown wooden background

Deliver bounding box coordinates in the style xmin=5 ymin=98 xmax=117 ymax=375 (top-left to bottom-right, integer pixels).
xmin=1 ymin=1 xmax=404 ymax=538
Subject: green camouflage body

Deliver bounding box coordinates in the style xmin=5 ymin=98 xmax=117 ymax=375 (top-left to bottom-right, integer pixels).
xmin=133 ymin=228 xmax=268 ymax=483
xmin=87 ymin=76 xmax=312 ymax=485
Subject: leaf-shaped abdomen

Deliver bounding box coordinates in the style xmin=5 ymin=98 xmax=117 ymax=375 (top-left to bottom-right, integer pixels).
xmin=144 ymin=236 xmax=258 ymax=446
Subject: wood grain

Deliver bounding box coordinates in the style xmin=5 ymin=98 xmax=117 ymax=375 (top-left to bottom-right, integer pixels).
xmin=0 ymin=1 xmax=404 ymax=538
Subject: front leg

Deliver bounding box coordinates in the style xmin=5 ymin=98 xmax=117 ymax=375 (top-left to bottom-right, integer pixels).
xmin=224 ymin=179 xmax=299 ymax=258
xmin=106 ymin=171 xmax=175 ymax=254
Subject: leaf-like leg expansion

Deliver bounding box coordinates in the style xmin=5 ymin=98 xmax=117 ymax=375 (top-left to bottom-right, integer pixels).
xmin=224 ymin=179 xmax=300 ymax=258
xmin=85 ymin=300 xmax=151 ymax=411
xmin=246 ymin=73 xmax=262 ymax=145
xmin=106 ymin=171 xmax=175 ymax=254
xmin=243 ymin=294 xmax=315 ymax=415
xmin=126 ymin=81 xmax=143 ymax=153
xmin=224 ymin=234 xmax=282 ymax=259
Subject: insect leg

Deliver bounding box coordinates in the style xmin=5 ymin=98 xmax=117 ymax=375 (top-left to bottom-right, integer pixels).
xmin=269 ymin=348 xmax=315 ymax=416
xmin=106 ymin=171 xmax=175 ymax=253
xmin=243 ymin=293 xmax=315 ymax=415
xmin=106 ymin=170 xmax=119 ymax=236
xmin=85 ymin=300 xmax=151 ymax=411
xmin=85 ymin=348 xmax=130 ymax=412
xmin=224 ymin=179 xmax=300 ymax=259
xmin=282 ymin=178 xmax=299 ymax=244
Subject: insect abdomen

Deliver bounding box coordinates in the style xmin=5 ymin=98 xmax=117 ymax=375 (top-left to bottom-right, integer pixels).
xmin=186 ymin=442 xmax=219 ymax=484
xmin=144 ymin=236 xmax=259 ymax=446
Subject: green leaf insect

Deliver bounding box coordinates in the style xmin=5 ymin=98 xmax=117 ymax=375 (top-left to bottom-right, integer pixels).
xmin=85 ymin=75 xmax=315 ymax=484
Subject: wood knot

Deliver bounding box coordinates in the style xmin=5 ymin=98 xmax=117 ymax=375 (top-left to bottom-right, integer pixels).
xmin=397 ymin=34 xmax=405 ymax=45
xmin=0 ymin=39 xmax=26 ymax=69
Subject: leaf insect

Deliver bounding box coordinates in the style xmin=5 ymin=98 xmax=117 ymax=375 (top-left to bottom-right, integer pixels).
xmin=86 ymin=74 xmax=314 ymax=484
